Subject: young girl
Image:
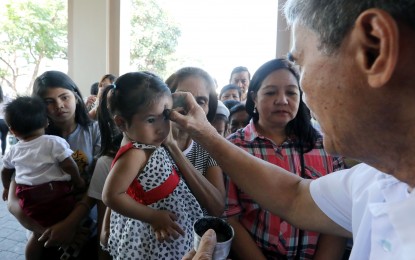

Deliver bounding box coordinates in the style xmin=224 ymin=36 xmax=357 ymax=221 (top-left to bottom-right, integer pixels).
xmin=100 ymin=72 xmax=203 ymax=259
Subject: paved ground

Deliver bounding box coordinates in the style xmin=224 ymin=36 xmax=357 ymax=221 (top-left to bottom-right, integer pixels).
xmin=0 ymin=139 xmax=26 ymax=260
xmin=0 ymin=199 xmax=26 ymax=260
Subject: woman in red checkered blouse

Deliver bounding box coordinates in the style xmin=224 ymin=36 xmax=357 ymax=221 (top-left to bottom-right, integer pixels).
xmin=223 ymin=58 xmax=347 ymax=260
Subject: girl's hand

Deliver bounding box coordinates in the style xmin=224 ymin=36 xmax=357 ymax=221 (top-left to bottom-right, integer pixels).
xmin=150 ymin=210 xmax=185 ymax=243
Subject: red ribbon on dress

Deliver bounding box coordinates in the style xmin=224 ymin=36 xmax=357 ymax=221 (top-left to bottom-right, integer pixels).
xmin=126 ymin=168 xmax=180 ymax=205
xmin=112 ymin=142 xmax=180 ymax=205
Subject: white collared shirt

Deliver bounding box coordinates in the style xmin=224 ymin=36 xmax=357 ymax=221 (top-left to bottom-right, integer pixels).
xmin=310 ymin=163 xmax=415 ymax=259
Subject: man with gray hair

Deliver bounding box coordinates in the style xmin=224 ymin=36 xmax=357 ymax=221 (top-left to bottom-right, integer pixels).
xmin=178 ymin=0 xmax=415 ymax=259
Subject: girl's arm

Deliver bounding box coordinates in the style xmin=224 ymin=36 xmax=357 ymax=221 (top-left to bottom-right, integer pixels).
xmin=96 ymin=201 xmax=112 ymax=260
xmin=164 ymin=138 xmax=225 ymax=217
xmin=102 ymin=148 xmax=185 ymax=241
xmin=100 ymin=207 xmax=111 ymax=247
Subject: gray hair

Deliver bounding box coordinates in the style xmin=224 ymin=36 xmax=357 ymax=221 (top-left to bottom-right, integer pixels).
xmin=284 ymin=0 xmax=415 ymax=54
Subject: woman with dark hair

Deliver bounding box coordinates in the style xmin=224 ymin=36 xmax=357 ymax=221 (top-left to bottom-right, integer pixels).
xmin=7 ymin=71 xmax=101 ymax=259
xmin=168 ymin=67 xmax=218 ymax=122
xmin=224 ymin=58 xmax=347 ymax=259
xmin=0 ymin=85 xmax=12 ymax=156
xmin=32 ymin=71 xmax=96 ymax=139
xmin=165 ymin=67 xmax=225 ymax=217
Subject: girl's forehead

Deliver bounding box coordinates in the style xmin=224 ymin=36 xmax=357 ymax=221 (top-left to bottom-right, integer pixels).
xmin=43 ymin=87 xmax=73 ymax=97
xmin=138 ymin=94 xmax=172 ymax=112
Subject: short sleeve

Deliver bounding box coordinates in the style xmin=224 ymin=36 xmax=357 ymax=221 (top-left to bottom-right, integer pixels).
xmin=51 ymin=136 xmax=74 ymax=162
xmin=310 ymin=168 xmax=354 ymax=232
xmin=91 ymin=122 xmax=101 ymax=158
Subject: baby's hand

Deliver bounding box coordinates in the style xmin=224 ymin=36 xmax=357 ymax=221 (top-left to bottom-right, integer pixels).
xmin=2 ymin=188 xmax=8 ymax=201
xmin=150 ymin=210 xmax=185 ymax=243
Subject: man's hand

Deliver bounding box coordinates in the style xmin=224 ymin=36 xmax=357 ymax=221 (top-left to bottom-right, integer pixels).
xmin=182 ymin=229 xmax=216 ymax=260
xmin=169 ymin=92 xmax=215 ymax=140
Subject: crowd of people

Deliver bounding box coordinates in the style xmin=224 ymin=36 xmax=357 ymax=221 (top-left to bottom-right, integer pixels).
xmin=1 ymin=0 xmax=415 ymax=259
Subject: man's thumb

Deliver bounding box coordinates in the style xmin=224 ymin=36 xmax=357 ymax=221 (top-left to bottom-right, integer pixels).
xmin=198 ymin=229 xmax=217 ymax=255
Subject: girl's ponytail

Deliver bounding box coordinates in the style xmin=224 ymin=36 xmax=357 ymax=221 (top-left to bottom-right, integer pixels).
xmin=98 ymin=84 xmax=121 ymax=157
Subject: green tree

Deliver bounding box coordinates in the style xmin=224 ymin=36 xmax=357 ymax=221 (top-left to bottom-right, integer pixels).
xmin=0 ymin=0 xmax=67 ymax=95
xmin=130 ymin=0 xmax=181 ymax=78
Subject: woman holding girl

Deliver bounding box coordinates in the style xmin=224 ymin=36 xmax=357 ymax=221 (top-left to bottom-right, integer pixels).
xmin=7 ymin=70 xmax=101 ymax=259
xmin=100 ymin=71 xmax=203 ymax=259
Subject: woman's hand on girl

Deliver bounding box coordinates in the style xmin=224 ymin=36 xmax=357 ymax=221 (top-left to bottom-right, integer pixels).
xmin=150 ymin=210 xmax=185 ymax=243
xmin=162 ymin=124 xmax=178 ymax=150
xmin=38 ymin=219 xmax=77 ymax=247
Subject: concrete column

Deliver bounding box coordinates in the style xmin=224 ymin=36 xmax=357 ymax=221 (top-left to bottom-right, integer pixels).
xmin=67 ymin=0 xmax=129 ymax=96
xmin=276 ymin=0 xmax=292 ymax=59
xmin=68 ymin=0 xmax=108 ymax=96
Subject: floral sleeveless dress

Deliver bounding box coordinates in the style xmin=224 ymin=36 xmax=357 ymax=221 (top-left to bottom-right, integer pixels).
xmin=106 ymin=142 xmax=203 ymax=260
